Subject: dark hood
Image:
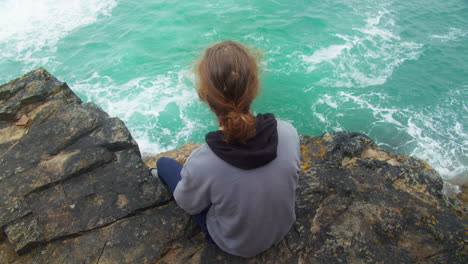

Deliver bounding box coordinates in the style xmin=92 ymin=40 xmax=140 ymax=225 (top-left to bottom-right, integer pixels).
xmin=205 ymin=113 xmax=278 ymax=170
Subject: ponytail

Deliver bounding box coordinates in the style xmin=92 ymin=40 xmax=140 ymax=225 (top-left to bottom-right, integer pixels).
xmin=197 ymin=40 xmax=260 ymax=143
xmin=221 ymin=111 xmax=256 ymax=143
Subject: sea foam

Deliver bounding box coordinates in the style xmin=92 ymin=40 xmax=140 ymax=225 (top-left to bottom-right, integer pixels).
xmin=311 ymin=89 xmax=468 ymax=189
xmin=431 ymin=28 xmax=468 ymax=42
xmin=71 ymin=69 xmax=209 ymax=155
xmin=0 ymin=0 xmax=117 ymax=71
xmin=300 ymin=9 xmax=422 ymax=88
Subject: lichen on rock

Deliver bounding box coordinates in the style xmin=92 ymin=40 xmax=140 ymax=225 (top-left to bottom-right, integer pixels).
xmin=0 ymin=69 xmax=466 ymax=263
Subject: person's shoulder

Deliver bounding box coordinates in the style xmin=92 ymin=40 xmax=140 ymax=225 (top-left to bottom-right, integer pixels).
xmin=182 ymin=144 xmax=210 ymax=177
xmin=185 ymin=143 xmax=210 ymax=164
xmin=182 ymin=144 xmax=222 ymax=181
xmin=184 ymin=143 xmax=223 ymax=170
xmin=276 ymin=119 xmax=298 ymax=135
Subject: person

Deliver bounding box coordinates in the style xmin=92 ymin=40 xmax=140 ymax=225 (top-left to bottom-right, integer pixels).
xmin=153 ymin=40 xmax=300 ymax=258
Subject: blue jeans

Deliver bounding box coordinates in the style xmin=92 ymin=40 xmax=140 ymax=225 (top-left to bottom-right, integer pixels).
xmin=156 ymin=157 xmax=214 ymax=243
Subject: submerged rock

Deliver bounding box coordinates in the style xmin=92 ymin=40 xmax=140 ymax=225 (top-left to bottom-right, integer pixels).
xmin=0 ymin=69 xmax=466 ymax=263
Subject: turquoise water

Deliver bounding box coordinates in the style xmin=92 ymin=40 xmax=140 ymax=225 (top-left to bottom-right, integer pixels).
xmin=1 ymin=0 xmax=467 ymax=185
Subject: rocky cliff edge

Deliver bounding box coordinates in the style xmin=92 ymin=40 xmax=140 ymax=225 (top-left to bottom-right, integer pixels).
xmin=0 ymin=69 xmax=466 ymax=263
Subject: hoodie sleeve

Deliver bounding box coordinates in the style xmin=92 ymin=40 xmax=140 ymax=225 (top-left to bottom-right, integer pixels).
xmin=173 ymin=164 xmax=211 ymax=215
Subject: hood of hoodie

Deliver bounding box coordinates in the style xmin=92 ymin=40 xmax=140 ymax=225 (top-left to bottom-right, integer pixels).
xmin=205 ymin=113 xmax=278 ymax=170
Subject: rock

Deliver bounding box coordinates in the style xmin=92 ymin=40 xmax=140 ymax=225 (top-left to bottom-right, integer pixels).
xmin=149 ymin=134 xmax=467 ymax=263
xmin=14 ymin=115 xmax=30 ymax=126
xmin=0 ymin=69 xmax=171 ymax=258
xmin=1 ymin=69 xmax=467 ymax=263
xmin=0 ymin=232 xmax=18 ymax=264
xmin=143 ymin=142 xmax=203 ymax=168
xmin=455 ymin=185 xmax=468 ymax=206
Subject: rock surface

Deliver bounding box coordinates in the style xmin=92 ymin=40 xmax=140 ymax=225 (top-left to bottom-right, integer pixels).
xmin=1 ymin=69 xmax=467 ymax=263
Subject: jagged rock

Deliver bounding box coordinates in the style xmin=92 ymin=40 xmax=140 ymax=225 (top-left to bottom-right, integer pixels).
xmin=1 ymin=69 xmax=467 ymax=263
xmin=0 ymin=69 xmax=171 ymax=258
xmin=457 ymin=185 xmax=468 ymax=205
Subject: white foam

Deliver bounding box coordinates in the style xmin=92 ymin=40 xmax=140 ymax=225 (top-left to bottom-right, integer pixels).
xmin=311 ymin=88 xmax=467 ymax=188
xmin=0 ymin=0 xmax=117 ymax=69
xmin=339 ymin=91 xmax=405 ymax=128
xmin=300 ymin=9 xmax=423 ymax=88
xmin=314 ymin=112 xmax=326 ymax=123
xmin=310 ymin=94 xmax=344 ymax=132
xmin=301 ymin=44 xmax=352 ymax=72
xmin=431 ymin=28 xmax=468 ymax=42
xmin=317 ymin=94 xmax=339 ymax=109
xmin=72 ymin=69 xmax=207 ymax=155
xmin=203 ymin=28 xmax=218 ymax=37
xmin=336 ymin=90 xmax=468 ymax=185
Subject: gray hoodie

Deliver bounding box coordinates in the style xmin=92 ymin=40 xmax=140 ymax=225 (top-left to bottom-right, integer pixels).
xmin=174 ymin=118 xmax=300 ymax=258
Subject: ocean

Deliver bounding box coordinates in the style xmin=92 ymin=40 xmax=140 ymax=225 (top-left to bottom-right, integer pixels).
xmin=0 ymin=0 xmax=466 ymax=188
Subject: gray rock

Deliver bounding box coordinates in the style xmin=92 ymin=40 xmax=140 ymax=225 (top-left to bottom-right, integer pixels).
xmin=1 ymin=69 xmax=466 ymax=263
xmin=0 ymin=69 xmax=171 ymax=256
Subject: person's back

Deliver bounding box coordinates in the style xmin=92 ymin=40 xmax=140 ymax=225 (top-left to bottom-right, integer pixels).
xmin=155 ymin=40 xmax=300 ymax=258
xmin=176 ymin=118 xmax=299 ymax=257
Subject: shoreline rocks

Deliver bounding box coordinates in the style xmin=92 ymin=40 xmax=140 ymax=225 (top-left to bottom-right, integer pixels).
xmin=1 ymin=69 xmax=466 ymax=263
